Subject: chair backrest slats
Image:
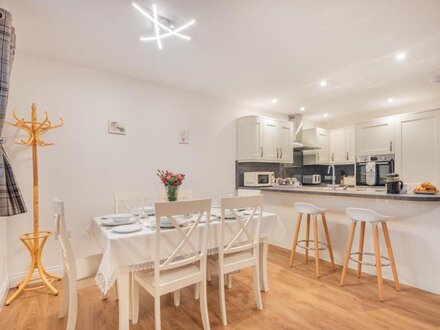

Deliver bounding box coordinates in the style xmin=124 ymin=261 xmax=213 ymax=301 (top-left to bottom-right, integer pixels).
xmin=53 ymin=198 xmax=77 ymax=284
xmin=219 ymin=195 xmax=263 ymax=259
xmin=154 ymin=199 xmax=211 ymax=281
xmin=114 ymin=191 xmax=156 ymax=213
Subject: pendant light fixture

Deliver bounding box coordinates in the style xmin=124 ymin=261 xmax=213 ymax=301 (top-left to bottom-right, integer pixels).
xmin=132 ymin=2 xmax=195 ymax=50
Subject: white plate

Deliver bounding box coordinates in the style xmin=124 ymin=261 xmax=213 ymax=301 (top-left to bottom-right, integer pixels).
xmin=160 ymin=216 xmax=188 ymax=228
xmin=111 ymin=223 xmax=143 ymax=234
xmin=414 ymin=191 xmax=438 ymax=195
xmin=101 ymin=214 xmax=137 ymax=226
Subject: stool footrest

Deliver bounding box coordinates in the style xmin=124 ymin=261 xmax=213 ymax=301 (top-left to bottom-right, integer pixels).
xmin=349 ymin=252 xmax=390 ymax=267
xmin=296 ymin=239 xmax=328 ymax=251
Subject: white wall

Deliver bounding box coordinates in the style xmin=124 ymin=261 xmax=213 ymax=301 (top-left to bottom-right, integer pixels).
xmin=3 ymin=53 xmax=286 ymax=279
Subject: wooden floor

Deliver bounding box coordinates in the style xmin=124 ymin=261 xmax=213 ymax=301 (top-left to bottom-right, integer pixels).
xmin=1 ymin=245 xmax=440 ymax=329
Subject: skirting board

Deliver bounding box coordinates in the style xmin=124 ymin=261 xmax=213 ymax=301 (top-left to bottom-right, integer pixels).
xmin=8 ymin=265 xmax=64 ymax=288
xmin=0 ymin=277 xmax=10 ymax=314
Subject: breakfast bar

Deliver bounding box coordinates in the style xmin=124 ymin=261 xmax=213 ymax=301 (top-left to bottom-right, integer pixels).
xmin=240 ymin=187 xmax=440 ymax=295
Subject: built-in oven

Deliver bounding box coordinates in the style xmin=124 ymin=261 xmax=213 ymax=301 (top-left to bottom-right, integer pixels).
xmin=356 ymin=154 xmax=395 ymax=187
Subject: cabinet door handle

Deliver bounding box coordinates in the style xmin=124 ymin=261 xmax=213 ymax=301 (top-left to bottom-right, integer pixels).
xmin=261 ymin=146 xmax=264 ymax=157
xmin=346 ymin=152 xmax=349 ymax=161
xmin=390 ymin=141 xmax=393 ymax=152
xmin=280 ymin=148 xmax=283 ymax=158
xmin=317 ymin=152 xmax=320 ymax=162
xmin=276 ymin=148 xmax=279 ymax=158
xmin=332 ymin=153 xmax=334 ymax=162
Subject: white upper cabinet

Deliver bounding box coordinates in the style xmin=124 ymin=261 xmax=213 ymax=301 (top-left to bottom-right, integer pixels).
xmin=330 ymin=126 xmax=355 ymax=164
xmin=277 ymin=120 xmax=294 ymax=163
xmin=394 ymin=110 xmax=440 ymax=186
xmin=237 ymin=116 xmax=264 ymax=160
xmin=303 ymin=128 xmax=329 ymax=165
xmin=237 ymin=116 xmax=293 ymax=163
xmin=262 ymin=118 xmax=278 ymax=161
xmin=356 ymin=117 xmax=395 ymax=156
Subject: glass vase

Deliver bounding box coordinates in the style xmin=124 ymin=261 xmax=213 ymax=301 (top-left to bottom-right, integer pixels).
xmin=166 ymin=185 xmax=178 ymax=202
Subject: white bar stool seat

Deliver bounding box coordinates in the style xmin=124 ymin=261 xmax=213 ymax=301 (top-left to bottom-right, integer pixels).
xmin=289 ymin=202 xmax=335 ymax=278
xmin=340 ymin=207 xmax=400 ymax=301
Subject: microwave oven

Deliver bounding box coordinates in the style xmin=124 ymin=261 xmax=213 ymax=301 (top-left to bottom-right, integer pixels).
xmin=244 ymin=172 xmax=274 ymax=187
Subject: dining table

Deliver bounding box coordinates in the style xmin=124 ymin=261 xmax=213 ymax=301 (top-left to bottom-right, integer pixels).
xmin=89 ymin=208 xmax=280 ymax=330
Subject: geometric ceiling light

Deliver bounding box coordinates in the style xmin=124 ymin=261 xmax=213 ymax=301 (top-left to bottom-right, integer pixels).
xmin=132 ymin=2 xmax=195 ymax=50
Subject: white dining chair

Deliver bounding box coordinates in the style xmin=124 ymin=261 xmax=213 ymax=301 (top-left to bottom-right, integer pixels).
xmin=131 ymin=199 xmax=211 ymax=330
xmin=114 ymin=190 xmax=156 ymax=213
xmin=53 ymin=198 xmax=103 ymax=330
xmin=208 ymin=195 xmax=264 ymax=326
xmin=159 ymin=189 xmax=192 ymax=202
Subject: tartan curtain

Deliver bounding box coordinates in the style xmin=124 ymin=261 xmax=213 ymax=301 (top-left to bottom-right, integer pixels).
xmin=0 ymin=9 xmax=26 ymax=216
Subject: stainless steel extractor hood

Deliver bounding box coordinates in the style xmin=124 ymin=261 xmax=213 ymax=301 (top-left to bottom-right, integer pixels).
xmin=289 ymin=114 xmax=321 ymax=151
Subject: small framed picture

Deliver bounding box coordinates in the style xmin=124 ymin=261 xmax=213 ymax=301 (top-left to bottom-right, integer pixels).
xmin=108 ymin=121 xmax=126 ymax=135
xmin=179 ymin=129 xmax=189 ymax=144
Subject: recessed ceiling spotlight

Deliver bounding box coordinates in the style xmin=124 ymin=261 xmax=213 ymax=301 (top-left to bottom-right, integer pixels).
xmin=323 ymin=113 xmax=328 ymax=117
xmin=271 ymin=98 xmax=278 ymax=104
xmin=387 ymin=98 xmax=394 ymax=103
xmin=320 ymin=80 xmax=327 ymax=87
xmin=300 ymin=107 xmax=305 ymax=112
xmin=395 ymin=52 xmax=407 ymax=61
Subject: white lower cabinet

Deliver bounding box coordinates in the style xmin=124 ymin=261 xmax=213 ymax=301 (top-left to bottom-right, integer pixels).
xmin=237 ymin=116 xmax=293 ymax=163
xmin=394 ymin=110 xmax=440 ymax=185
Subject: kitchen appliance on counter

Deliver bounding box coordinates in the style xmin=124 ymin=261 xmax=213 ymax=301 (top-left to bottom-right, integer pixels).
xmin=243 ymin=171 xmax=274 ymax=187
xmin=356 ymin=154 xmax=394 ymax=187
xmin=386 ymin=173 xmax=404 ymax=194
xmin=302 ymin=174 xmax=321 ymax=185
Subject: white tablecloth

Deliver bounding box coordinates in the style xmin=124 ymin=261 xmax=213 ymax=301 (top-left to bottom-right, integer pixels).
xmin=90 ymin=211 xmax=279 ymax=294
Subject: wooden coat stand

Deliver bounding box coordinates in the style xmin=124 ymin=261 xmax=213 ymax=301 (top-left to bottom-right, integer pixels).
xmin=4 ymin=103 xmax=63 ymax=305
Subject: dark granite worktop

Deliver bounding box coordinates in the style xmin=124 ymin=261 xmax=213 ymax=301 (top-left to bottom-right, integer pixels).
xmin=238 ymin=186 xmax=440 ymax=202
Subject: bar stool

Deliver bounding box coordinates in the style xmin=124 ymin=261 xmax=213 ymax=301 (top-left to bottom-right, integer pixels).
xmin=289 ymin=202 xmax=336 ymax=278
xmin=340 ymin=208 xmax=400 ymax=301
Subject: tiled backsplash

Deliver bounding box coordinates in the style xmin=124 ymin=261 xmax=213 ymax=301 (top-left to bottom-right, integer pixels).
xmin=235 ymin=161 xmax=355 ymax=187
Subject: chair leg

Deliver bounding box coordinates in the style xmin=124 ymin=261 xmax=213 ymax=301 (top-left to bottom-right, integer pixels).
xmin=357 ymin=222 xmax=366 ymax=278
xmin=131 ymin=279 xmax=139 ymax=324
xmin=373 ymin=224 xmax=385 ymax=301
xmin=289 ymin=214 xmax=302 ymax=267
xmin=174 ymin=290 xmax=180 ymax=307
xmin=382 ymin=222 xmax=400 ymax=291
xmin=226 ymin=273 xmax=232 ymax=289
xmin=66 ymin=275 xmax=78 ymax=330
xmin=207 ymin=267 xmax=212 ymax=282
xmin=154 ymin=295 xmax=161 ymax=330
xmin=313 ymin=215 xmax=320 ymax=278
xmin=199 ymin=280 xmax=211 ymax=330
xmin=253 ymin=263 xmax=263 ymax=310
xmin=305 ymin=214 xmax=311 ymax=262
xmin=113 ymin=280 xmax=118 ymax=301
xmin=58 ymin=271 xmax=69 ymax=319
xmin=340 ymin=221 xmax=357 ymax=286
xmin=219 ymin=272 xmax=227 ymax=326
xmin=194 ymin=283 xmax=200 ymax=300
xmin=321 ymin=213 xmax=335 ymax=270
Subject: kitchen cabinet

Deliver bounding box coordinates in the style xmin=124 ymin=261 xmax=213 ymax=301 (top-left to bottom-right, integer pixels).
xmin=302 ymin=128 xmax=329 ymax=165
xmin=329 ymin=126 xmax=355 ymax=164
xmin=236 ymin=116 xmax=293 ymax=163
xmin=356 ymin=117 xmax=394 ymax=156
xmin=394 ymin=110 xmax=440 ymax=186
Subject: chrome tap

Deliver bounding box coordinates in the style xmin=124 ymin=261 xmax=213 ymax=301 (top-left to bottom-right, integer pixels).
xmin=327 ymin=164 xmax=336 ymax=190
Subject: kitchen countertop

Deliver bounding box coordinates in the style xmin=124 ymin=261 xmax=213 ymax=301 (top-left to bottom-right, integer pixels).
xmin=238 ymin=185 xmax=440 ymax=202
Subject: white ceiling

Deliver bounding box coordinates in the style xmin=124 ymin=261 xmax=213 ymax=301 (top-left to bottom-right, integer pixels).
xmin=2 ymin=0 xmax=440 ymax=122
